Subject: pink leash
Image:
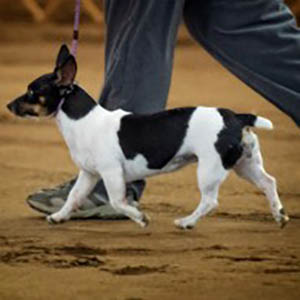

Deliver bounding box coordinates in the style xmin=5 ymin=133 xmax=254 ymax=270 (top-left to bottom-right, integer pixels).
xmin=71 ymin=0 xmax=81 ymax=57
xmin=54 ymin=0 xmax=81 ymax=117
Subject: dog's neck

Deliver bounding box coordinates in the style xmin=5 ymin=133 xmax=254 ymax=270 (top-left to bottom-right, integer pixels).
xmin=56 ymin=84 xmax=103 ymax=120
xmin=54 ymin=84 xmax=113 ymax=159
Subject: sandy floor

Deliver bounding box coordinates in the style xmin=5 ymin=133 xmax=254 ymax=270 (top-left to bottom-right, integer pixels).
xmin=0 ymin=23 xmax=300 ymax=300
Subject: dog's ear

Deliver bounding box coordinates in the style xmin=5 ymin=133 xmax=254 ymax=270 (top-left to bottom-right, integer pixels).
xmin=56 ymin=44 xmax=70 ymax=68
xmin=55 ymin=55 xmax=77 ymax=86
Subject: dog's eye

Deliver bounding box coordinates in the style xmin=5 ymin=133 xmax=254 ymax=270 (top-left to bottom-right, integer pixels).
xmin=28 ymin=90 xmax=34 ymax=97
xmin=27 ymin=89 xmax=39 ymax=104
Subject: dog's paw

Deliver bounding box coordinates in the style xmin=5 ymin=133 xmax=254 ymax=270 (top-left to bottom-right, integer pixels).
xmin=46 ymin=215 xmax=58 ymax=225
xmin=135 ymin=213 xmax=150 ymax=228
xmin=46 ymin=213 xmax=66 ymax=225
xmin=174 ymin=218 xmax=195 ymax=230
xmin=278 ymin=214 xmax=289 ymax=229
xmin=276 ymin=208 xmax=289 ymax=229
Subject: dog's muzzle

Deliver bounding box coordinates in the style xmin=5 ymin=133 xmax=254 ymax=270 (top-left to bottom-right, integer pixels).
xmin=7 ymin=101 xmax=18 ymax=114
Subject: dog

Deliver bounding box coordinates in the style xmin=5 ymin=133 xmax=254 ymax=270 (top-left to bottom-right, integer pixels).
xmin=7 ymin=45 xmax=289 ymax=229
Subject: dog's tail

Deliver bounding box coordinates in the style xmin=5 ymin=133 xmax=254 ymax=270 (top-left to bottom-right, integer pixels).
xmin=236 ymin=114 xmax=273 ymax=130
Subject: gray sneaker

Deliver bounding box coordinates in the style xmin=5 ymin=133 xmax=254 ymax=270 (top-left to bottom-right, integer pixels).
xmin=26 ymin=178 xmax=145 ymax=220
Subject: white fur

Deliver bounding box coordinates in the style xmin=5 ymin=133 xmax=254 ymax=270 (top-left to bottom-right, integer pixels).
xmin=47 ymin=105 xmax=289 ymax=229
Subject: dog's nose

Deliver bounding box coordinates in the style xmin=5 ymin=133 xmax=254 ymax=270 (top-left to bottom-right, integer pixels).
xmin=7 ymin=102 xmax=16 ymax=113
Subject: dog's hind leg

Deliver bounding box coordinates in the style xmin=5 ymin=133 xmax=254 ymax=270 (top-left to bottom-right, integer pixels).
xmin=175 ymin=158 xmax=228 ymax=230
xmin=102 ymin=167 xmax=149 ymax=227
xmin=47 ymin=170 xmax=98 ymax=224
xmin=234 ymin=133 xmax=289 ymax=228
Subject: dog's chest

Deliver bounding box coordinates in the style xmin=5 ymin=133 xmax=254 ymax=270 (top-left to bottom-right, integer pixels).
xmin=56 ymin=110 xmax=99 ymax=172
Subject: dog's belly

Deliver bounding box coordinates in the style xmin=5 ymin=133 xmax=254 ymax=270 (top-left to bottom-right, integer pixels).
xmin=163 ymin=154 xmax=197 ymax=172
xmin=123 ymin=153 xmax=197 ymax=182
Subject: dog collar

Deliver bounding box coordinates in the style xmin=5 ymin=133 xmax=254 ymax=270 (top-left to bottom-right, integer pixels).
xmin=53 ymin=85 xmax=75 ymax=117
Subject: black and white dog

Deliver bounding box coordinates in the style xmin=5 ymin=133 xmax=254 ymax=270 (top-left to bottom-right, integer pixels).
xmin=7 ymin=45 xmax=289 ymax=229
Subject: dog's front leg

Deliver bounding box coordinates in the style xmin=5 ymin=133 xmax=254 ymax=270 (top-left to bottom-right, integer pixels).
xmin=47 ymin=170 xmax=98 ymax=224
xmin=102 ymin=167 xmax=149 ymax=227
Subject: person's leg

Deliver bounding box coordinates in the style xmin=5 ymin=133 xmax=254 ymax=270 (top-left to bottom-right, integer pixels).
xmin=184 ymin=0 xmax=300 ymax=126
xmin=27 ymin=0 xmax=184 ymax=218
xmin=100 ymin=0 xmax=184 ymax=113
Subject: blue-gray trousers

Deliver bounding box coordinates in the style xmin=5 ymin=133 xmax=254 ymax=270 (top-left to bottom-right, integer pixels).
xmin=96 ymin=0 xmax=300 ymax=199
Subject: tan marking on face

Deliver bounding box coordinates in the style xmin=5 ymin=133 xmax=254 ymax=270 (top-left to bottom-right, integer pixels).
xmin=21 ymin=103 xmax=48 ymax=116
xmin=39 ymin=96 xmax=46 ymax=104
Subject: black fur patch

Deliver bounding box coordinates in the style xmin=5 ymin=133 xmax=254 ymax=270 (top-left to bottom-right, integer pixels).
xmin=235 ymin=114 xmax=257 ymax=127
xmin=61 ymin=85 xmax=96 ymax=120
xmin=29 ymin=73 xmax=57 ymax=91
xmin=118 ymin=107 xmax=196 ymax=169
xmin=215 ymin=108 xmax=244 ymax=169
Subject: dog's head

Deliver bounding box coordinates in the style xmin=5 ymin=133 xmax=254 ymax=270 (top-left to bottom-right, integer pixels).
xmin=7 ymin=45 xmax=77 ymax=118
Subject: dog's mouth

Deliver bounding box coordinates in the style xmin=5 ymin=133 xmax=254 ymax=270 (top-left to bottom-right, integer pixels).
xmin=20 ymin=110 xmax=40 ymax=118
xmin=7 ymin=101 xmax=46 ymax=118
xmin=7 ymin=105 xmax=38 ymax=118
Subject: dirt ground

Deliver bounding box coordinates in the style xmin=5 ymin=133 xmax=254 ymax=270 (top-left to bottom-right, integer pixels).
xmin=0 ymin=23 xmax=300 ymax=300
